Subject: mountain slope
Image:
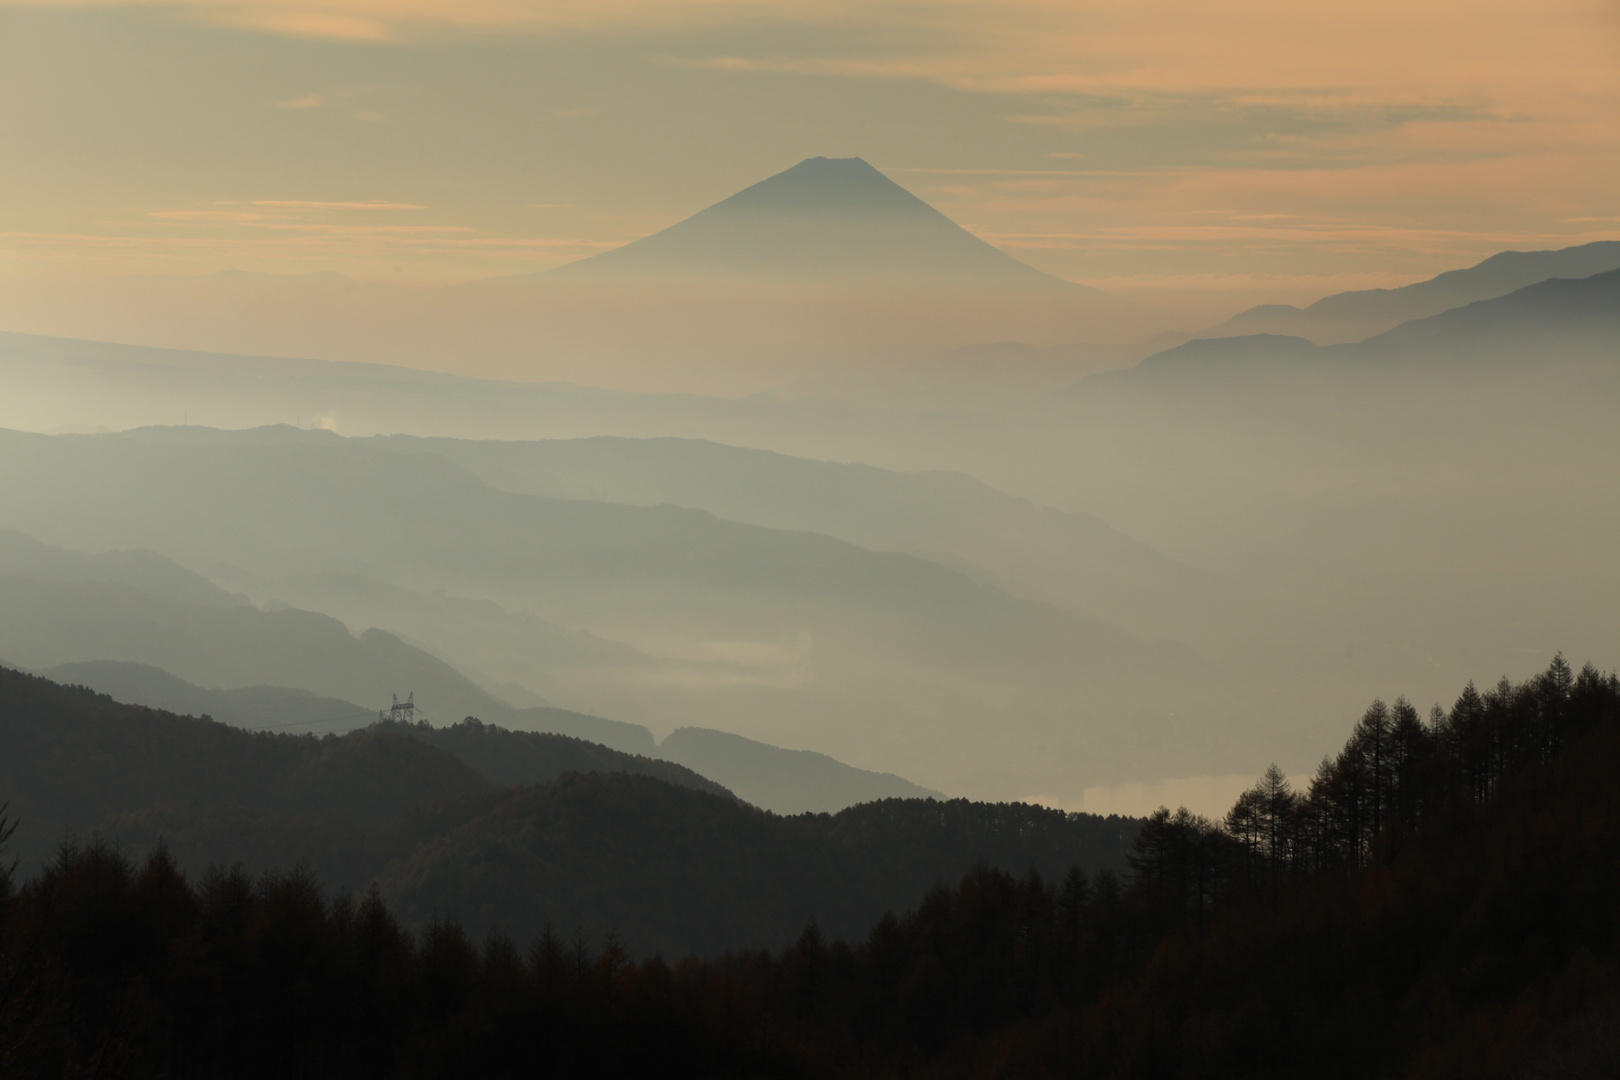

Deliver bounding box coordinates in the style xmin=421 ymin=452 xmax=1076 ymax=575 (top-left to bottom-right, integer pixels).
xmin=32 ymin=661 xmax=731 ymax=799
xmin=383 ymin=716 xmax=733 ymax=801
xmin=1357 ymin=265 xmax=1620 ymax=359
xmin=363 ymin=432 xmax=1226 ymax=640
xmin=0 ymin=427 xmax=1196 ymax=679
xmin=0 ymin=426 xmax=1210 ymax=798
xmin=0 ymin=575 xmax=658 ymax=753
xmin=1086 ymin=266 xmax=1620 ymax=393
xmin=0 ymin=527 xmax=243 ymax=608
xmin=0 ymin=664 xmax=495 ymax=869
xmin=659 ymin=726 xmax=940 ymax=813
xmin=38 ymin=659 xmax=373 ymax=733
xmin=0 ymin=665 xmax=1139 ymax=958
xmin=1207 ymin=239 xmax=1620 ymax=343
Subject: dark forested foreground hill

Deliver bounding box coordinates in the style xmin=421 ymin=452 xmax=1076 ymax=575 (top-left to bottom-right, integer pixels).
xmin=4 ymin=656 xmax=1616 ymax=1078
xmin=0 ymin=665 xmax=1135 ymax=959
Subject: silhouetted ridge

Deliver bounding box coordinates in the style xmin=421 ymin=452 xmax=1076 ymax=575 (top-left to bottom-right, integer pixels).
xmin=659 ymin=725 xmax=940 ymax=813
xmin=1083 ymin=267 xmax=1620 ymax=393
xmin=1361 ymin=264 xmax=1620 ymax=354
xmin=1208 ymin=239 xmax=1620 ymax=342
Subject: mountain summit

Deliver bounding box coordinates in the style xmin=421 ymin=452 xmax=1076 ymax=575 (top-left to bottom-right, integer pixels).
xmin=553 ymin=156 xmax=1085 ymax=290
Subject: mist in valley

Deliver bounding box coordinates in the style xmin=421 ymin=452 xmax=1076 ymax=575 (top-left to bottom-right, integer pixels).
xmin=4 ymin=237 xmax=1616 ymax=815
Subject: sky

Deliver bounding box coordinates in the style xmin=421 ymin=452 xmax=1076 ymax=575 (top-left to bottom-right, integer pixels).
xmin=2 ymin=0 xmax=1618 ymax=316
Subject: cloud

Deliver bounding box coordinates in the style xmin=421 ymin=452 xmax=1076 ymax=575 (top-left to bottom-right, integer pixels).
xmin=148 ymin=209 xmax=271 ymax=222
xmin=5 ymin=0 xmax=819 ymax=42
xmin=251 ymin=200 xmax=425 ymax=209
xmin=275 ymin=92 xmax=324 ymax=109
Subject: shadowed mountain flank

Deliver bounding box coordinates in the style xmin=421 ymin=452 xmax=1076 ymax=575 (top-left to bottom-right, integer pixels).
xmin=0 ymin=573 xmax=658 ymax=755
xmin=0 ymin=527 xmax=244 ymax=609
xmin=0 ymin=665 xmax=1138 ymax=957
xmin=1086 ymin=266 xmax=1620 ymax=393
xmin=659 ymin=726 xmax=941 ymax=814
xmin=1206 ymin=240 xmax=1620 ymax=344
xmin=552 ymin=156 xmax=1087 ymax=290
xmin=1358 ymin=266 xmax=1620 ymax=358
xmin=37 ymin=659 xmax=374 ymax=733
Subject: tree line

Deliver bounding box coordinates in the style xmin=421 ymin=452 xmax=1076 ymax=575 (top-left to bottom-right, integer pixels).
xmin=2 ymin=655 xmax=1617 ymax=1077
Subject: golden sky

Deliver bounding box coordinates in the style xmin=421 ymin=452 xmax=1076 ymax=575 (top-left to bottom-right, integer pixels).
xmin=3 ymin=0 xmax=1617 ymax=313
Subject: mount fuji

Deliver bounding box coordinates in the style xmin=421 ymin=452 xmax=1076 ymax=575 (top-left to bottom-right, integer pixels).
xmin=554 ymin=156 xmax=1097 ymax=293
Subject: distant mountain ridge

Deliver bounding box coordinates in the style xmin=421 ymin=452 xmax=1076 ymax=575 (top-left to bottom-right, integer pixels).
xmin=38 ymin=659 xmax=373 ymax=733
xmin=1102 ymin=265 xmax=1620 ymax=386
xmin=0 ymin=574 xmax=658 ymax=754
xmin=1206 ymin=240 xmax=1620 ymax=344
xmin=1361 ymin=265 xmax=1620 ymax=355
xmin=0 ymin=426 xmax=1209 ymax=801
xmin=37 ymin=654 xmax=937 ymax=814
xmin=364 ymin=432 xmax=1224 ymax=642
xmin=660 ymin=727 xmax=942 ymax=814
xmin=0 ymin=527 xmax=245 ymax=609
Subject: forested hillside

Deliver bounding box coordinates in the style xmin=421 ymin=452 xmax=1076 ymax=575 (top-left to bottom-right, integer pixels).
xmin=0 ymin=665 xmax=1135 ymax=957
xmin=4 ymin=656 xmax=1612 ymax=1077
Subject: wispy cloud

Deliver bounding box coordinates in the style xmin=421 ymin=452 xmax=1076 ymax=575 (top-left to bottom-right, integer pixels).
xmin=148 ymin=209 xmax=271 ymax=222
xmin=6 ymin=0 xmax=824 ymax=42
xmin=275 ymin=92 xmax=324 ymax=109
xmin=251 ymin=200 xmax=425 ymax=210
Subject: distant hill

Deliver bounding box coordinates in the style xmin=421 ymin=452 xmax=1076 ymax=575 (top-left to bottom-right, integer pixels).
xmin=1086 ymin=266 xmax=1620 ymax=393
xmin=1357 ymin=265 xmax=1620 ymax=360
xmin=1206 ymin=240 xmax=1620 ymax=344
xmin=554 ymin=156 xmax=1086 ymax=290
xmin=0 ymin=663 xmax=494 ymax=865
xmin=1091 ymin=333 xmax=1321 ymax=384
xmin=0 ymin=426 xmax=1207 ymax=800
xmin=0 ymin=574 xmax=658 ymax=754
xmin=0 ymin=527 xmax=244 ymax=608
xmin=236 ymin=568 xmax=654 ymax=705
xmin=0 ymin=665 xmax=1139 ymax=956
xmin=364 ymin=432 xmax=1225 ymax=642
xmin=379 ymin=716 xmax=733 ymax=800
xmin=38 ymin=659 xmax=373 ymax=733
xmin=7 ymin=532 xmax=952 ymax=814
xmin=659 ymin=727 xmax=940 ymax=813
xmin=34 ymin=661 xmax=731 ymax=798
xmin=40 ymin=652 xmax=949 ymax=816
